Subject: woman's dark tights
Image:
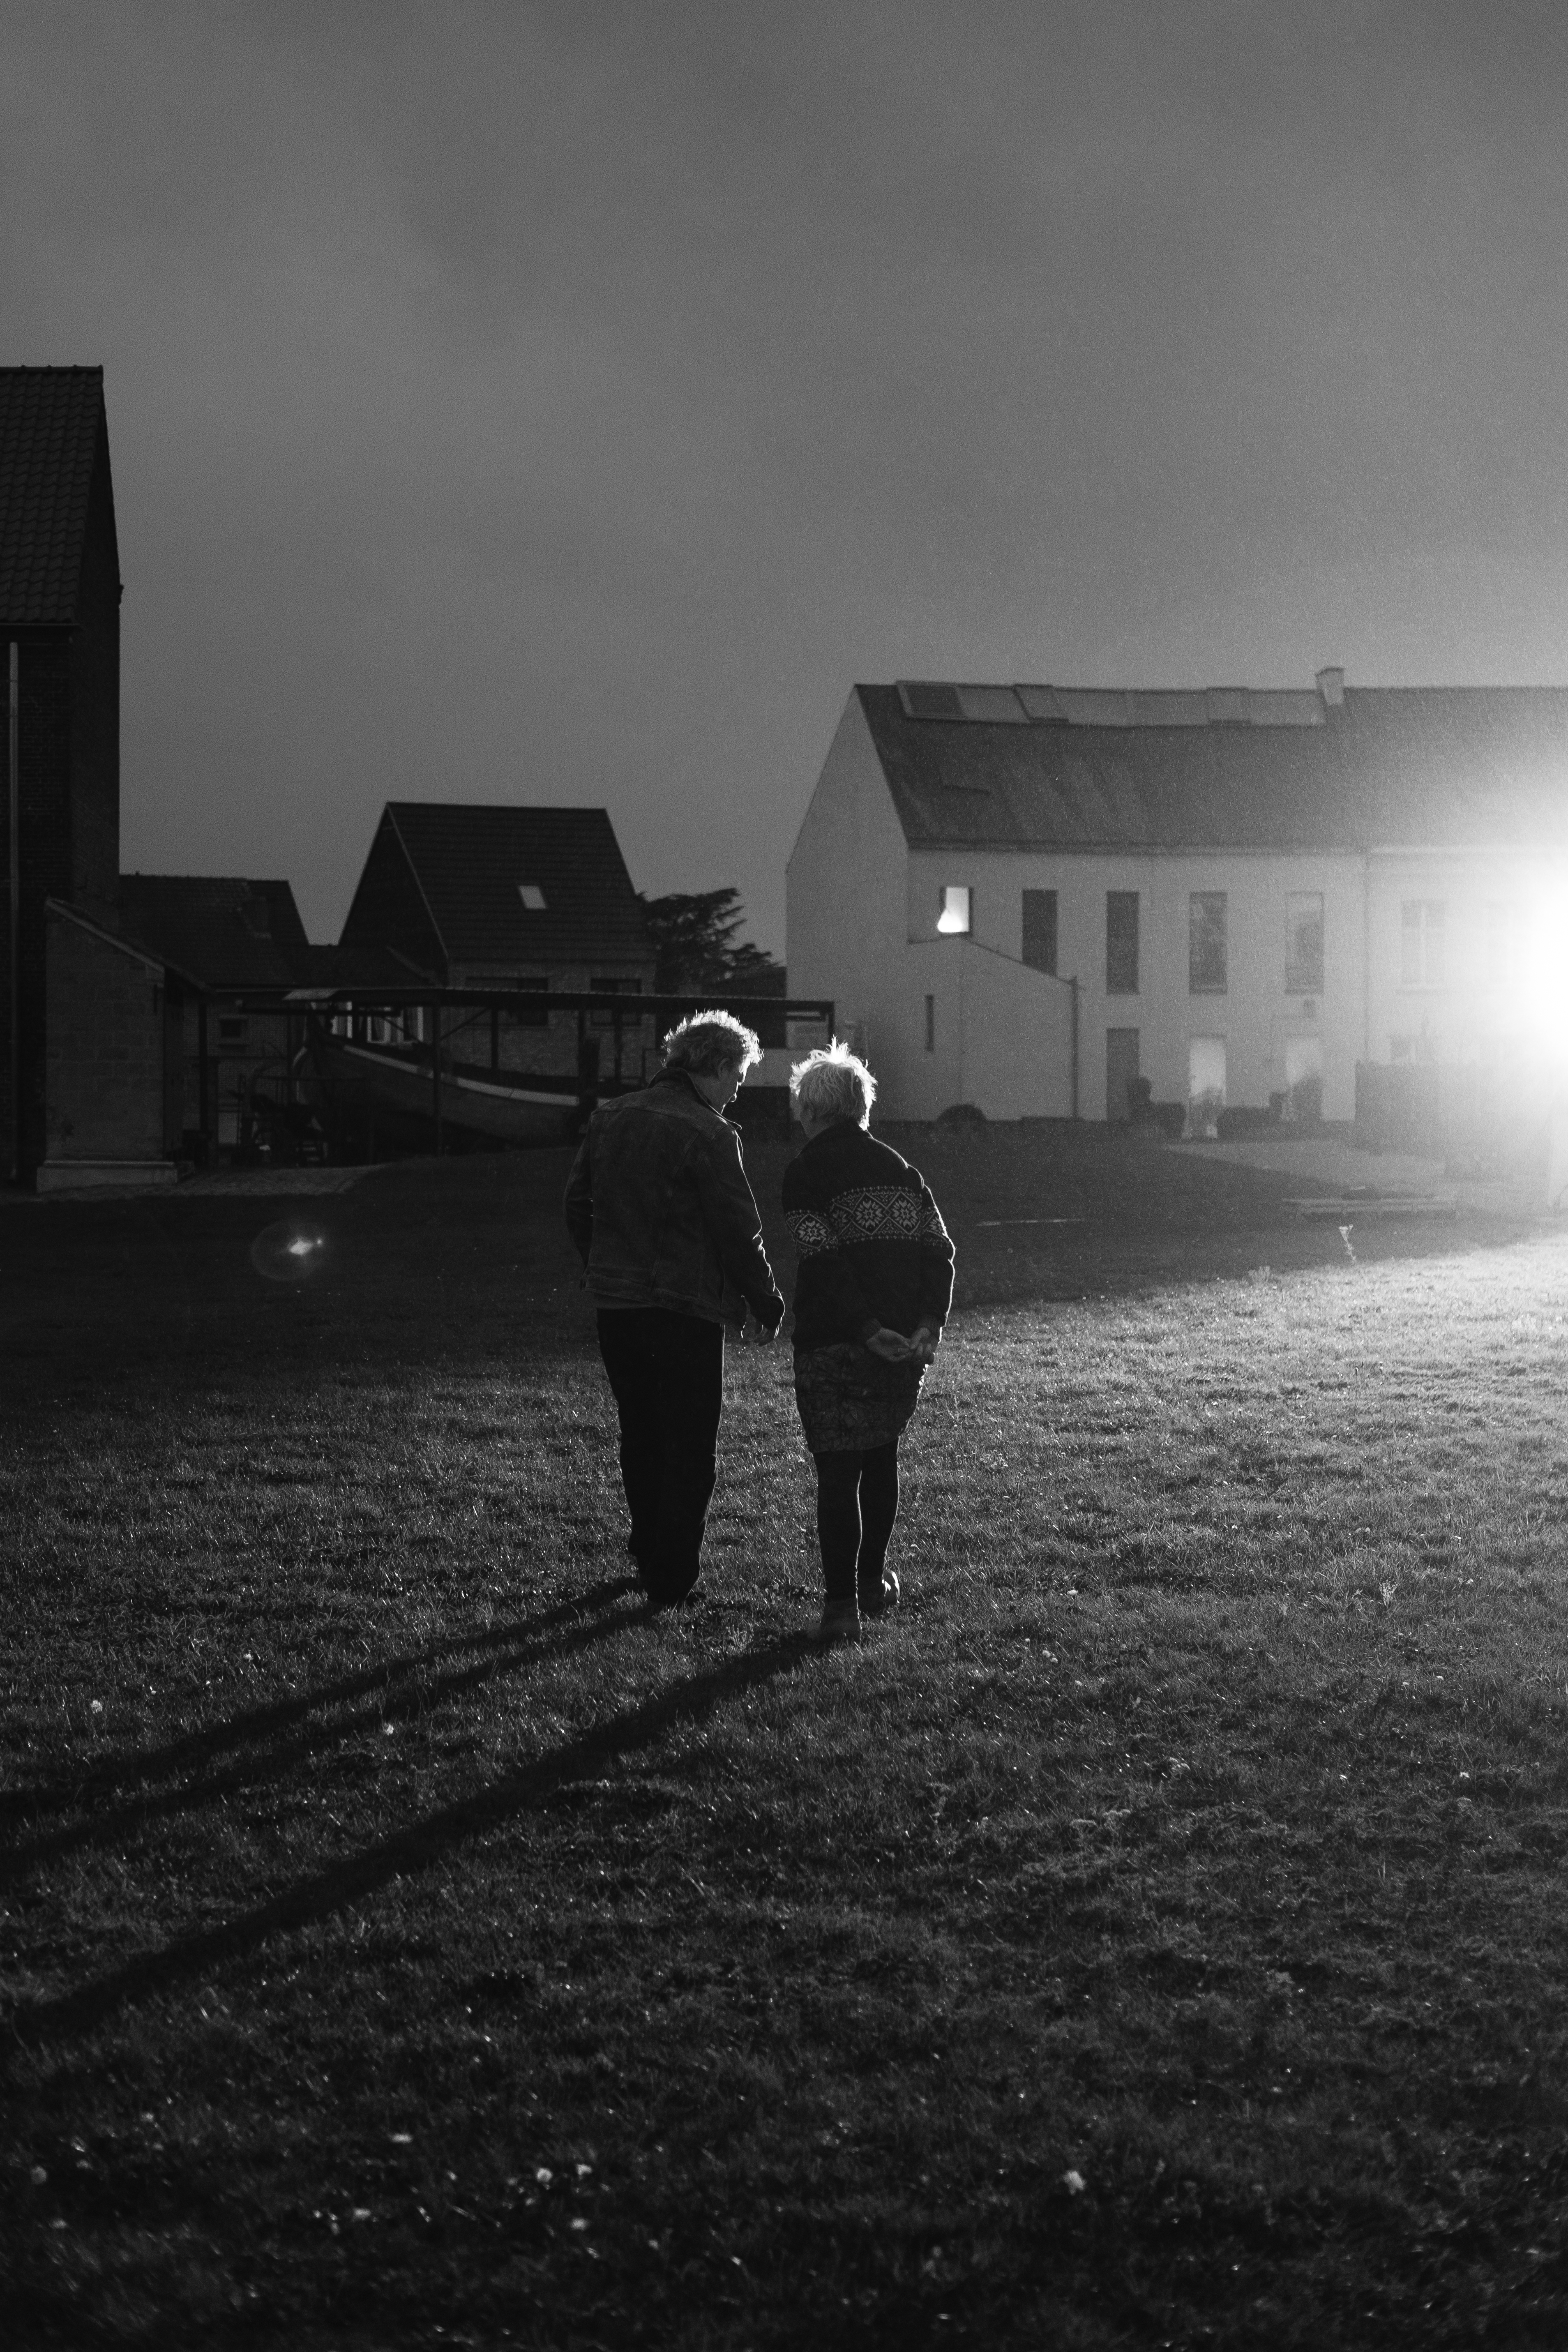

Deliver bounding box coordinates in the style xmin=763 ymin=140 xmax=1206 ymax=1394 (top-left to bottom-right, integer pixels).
xmin=814 ymin=1442 xmax=900 ymax=1607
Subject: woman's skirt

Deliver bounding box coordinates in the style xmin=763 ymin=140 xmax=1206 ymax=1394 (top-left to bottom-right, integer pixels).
xmin=793 ymin=1341 xmax=925 ymax=1455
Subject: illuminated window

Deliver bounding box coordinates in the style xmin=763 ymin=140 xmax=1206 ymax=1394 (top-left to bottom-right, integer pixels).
xmin=1285 ymin=893 xmax=1324 ymax=994
xmin=1400 ymin=900 xmax=1446 ymax=987
xmin=1188 ymin=1036 xmax=1227 ymax=1136
xmin=1106 ymin=892 xmax=1139 ymax=994
xmin=1189 ymin=893 xmax=1227 ymax=993
xmin=1284 ymin=1035 xmax=1323 ymax=1123
xmin=518 ymin=883 xmax=547 ymax=911
xmin=1022 ymin=888 xmax=1058 ymax=975
xmin=937 ymin=885 xmax=971 ymax=935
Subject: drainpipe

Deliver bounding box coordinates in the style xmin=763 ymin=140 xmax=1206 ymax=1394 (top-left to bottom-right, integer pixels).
xmin=9 ymin=642 xmax=18 ymax=1184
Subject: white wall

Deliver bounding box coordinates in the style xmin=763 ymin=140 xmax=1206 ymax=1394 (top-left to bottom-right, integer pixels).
xmin=786 ymin=693 xmax=910 ymax=1086
xmin=906 ymin=847 xmax=1367 ymax=1122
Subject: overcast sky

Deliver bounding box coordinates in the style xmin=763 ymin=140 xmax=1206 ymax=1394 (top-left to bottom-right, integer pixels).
xmin=5 ymin=0 xmax=1568 ymax=952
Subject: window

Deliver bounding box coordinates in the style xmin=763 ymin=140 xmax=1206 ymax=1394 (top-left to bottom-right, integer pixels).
xmin=1188 ymin=1036 xmax=1227 ymax=1137
xmin=590 ymin=976 xmax=642 ymax=1031
xmin=216 ymin=1015 xmax=248 ymax=1047
xmin=367 ymin=1008 xmax=422 ymax=1046
xmin=1022 ymin=888 xmax=1058 ymax=975
xmin=937 ymin=885 xmax=971 ymax=936
xmin=1285 ymin=892 xmax=1324 ymax=994
xmin=924 ymin=994 xmax=935 ymax=1053
xmin=1400 ymin=900 xmax=1446 ymax=987
xmin=518 ymin=883 xmax=547 ymax=910
xmin=1189 ymin=892 xmax=1227 ymax=993
xmin=1106 ymin=892 xmax=1139 ymax=994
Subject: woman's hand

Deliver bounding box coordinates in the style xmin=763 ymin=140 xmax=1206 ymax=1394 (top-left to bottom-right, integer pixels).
xmin=910 ymin=1323 xmax=941 ymax=1363
xmin=865 ymin=1326 xmax=915 ymax=1363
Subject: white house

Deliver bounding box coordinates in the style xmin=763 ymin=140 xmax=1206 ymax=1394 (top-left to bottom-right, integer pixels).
xmin=786 ymin=672 xmax=1568 ymax=1130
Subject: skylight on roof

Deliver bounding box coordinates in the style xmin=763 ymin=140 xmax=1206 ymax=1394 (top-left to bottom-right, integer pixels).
xmin=517 ymin=884 xmax=547 ymax=911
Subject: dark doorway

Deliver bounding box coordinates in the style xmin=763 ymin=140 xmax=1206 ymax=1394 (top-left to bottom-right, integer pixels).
xmin=1106 ymin=1027 xmax=1140 ymax=1123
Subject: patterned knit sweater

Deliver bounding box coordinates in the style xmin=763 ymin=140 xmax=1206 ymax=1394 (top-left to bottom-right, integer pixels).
xmin=782 ymin=1121 xmax=955 ymax=1354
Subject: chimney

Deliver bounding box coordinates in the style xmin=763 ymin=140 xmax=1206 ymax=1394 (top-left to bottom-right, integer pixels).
xmin=1315 ymin=664 xmax=1345 ymax=711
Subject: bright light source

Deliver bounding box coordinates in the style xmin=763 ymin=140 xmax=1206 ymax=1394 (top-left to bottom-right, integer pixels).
xmin=937 ymin=885 xmax=971 ymax=936
xmin=1490 ymin=876 xmax=1568 ymax=1075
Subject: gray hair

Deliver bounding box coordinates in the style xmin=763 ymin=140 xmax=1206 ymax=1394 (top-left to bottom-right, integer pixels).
xmin=790 ymin=1040 xmax=876 ymax=1128
xmin=662 ymin=1009 xmax=763 ymax=1077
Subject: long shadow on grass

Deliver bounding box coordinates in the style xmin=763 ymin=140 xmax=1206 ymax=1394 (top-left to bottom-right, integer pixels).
xmin=8 ymin=1628 xmax=817 ymax=2046
xmin=0 ymin=1578 xmax=642 ymax=1878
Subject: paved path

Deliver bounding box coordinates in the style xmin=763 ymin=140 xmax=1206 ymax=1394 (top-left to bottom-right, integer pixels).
xmin=1176 ymin=1133 xmax=1550 ymax=1220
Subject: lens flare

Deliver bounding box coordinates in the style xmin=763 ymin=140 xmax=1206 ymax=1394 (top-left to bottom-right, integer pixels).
xmin=250 ymin=1220 xmax=330 ymax=1282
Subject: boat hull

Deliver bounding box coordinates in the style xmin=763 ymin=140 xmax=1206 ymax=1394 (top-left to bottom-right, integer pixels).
xmin=304 ymin=1033 xmax=591 ymax=1150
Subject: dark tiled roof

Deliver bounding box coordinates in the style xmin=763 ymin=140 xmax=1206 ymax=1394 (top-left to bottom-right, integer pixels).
xmin=119 ymin=876 xmax=314 ymax=987
xmin=858 ymin=683 xmax=1568 ymax=852
xmin=381 ymin=803 xmax=652 ymax=966
xmin=0 ymin=367 xmax=109 ymax=625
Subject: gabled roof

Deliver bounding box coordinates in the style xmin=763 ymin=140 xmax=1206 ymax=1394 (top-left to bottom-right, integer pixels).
xmin=0 ymin=367 xmax=113 ymax=625
xmin=118 ymin=876 xmax=314 ymax=988
xmin=373 ymin=803 xmax=652 ymax=966
xmin=858 ymin=681 xmax=1568 ymax=853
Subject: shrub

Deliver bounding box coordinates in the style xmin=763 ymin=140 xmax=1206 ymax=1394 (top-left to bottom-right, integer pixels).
xmin=1215 ymin=1104 xmax=1282 ymax=1141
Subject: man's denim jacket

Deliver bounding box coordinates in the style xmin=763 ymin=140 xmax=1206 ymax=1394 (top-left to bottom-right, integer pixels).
xmin=563 ymin=1068 xmax=785 ymax=1329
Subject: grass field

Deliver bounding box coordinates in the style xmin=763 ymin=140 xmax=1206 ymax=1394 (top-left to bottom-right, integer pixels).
xmin=4 ymin=1129 xmax=1568 ymax=2349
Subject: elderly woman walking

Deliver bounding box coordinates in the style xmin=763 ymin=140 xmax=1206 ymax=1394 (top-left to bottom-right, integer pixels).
xmin=565 ymin=1011 xmax=786 ymax=1608
xmin=783 ymin=1042 xmax=955 ymax=1643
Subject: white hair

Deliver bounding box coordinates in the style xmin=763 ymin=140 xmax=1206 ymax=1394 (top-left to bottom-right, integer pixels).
xmin=789 ymin=1039 xmax=876 ymax=1128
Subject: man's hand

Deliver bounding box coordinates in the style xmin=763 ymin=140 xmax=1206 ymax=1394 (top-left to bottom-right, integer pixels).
xmin=910 ymin=1322 xmax=941 ymax=1363
xmin=755 ymin=1296 xmax=786 ymax=1347
xmin=865 ymin=1326 xmax=915 ymax=1363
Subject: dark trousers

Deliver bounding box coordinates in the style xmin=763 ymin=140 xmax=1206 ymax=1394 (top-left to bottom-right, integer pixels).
xmin=596 ymin=1309 xmax=724 ymax=1603
xmin=813 ymin=1441 xmax=900 ymax=1607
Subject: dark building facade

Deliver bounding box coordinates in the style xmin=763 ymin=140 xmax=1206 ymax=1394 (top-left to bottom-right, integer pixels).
xmin=0 ymin=365 xmax=168 ymax=1184
xmin=118 ymin=875 xmax=317 ymax=1158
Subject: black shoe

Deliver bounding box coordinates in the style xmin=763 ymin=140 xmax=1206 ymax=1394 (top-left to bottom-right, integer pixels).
xmin=641 ymin=1580 xmax=703 ymax=1612
xmin=858 ymin=1570 xmax=900 ymax=1620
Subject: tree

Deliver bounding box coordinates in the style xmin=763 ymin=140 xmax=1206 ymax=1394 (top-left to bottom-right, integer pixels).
xmin=638 ymin=888 xmax=784 ymax=995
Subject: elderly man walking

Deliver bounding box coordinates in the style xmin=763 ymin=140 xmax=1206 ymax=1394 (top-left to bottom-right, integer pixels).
xmin=565 ymin=1011 xmax=786 ymax=1607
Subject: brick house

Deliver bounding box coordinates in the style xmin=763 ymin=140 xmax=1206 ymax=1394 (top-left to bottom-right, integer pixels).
xmin=338 ymin=802 xmax=656 ymax=1084
xmin=0 ymin=364 xmax=176 ymax=1188
xmin=789 ymin=673 xmax=1568 ymax=1136
xmin=118 ymin=874 xmax=316 ymax=1158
